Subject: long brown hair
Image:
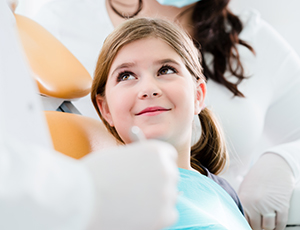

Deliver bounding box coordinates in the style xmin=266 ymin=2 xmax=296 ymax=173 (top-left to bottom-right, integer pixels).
xmin=190 ymin=0 xmax=255 ymax=97
xmin=91 ymin=17 xmax=228 ymax=175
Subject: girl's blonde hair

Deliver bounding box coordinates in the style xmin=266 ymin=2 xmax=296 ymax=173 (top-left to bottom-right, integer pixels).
xmin=91 ymin=17 xmax=228 ymax=175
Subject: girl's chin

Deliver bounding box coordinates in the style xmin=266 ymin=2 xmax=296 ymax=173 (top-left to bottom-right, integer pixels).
xmin=143 ymin=131 xmax=168 ymax=140
xmin=120 ymin=133 xmax=167 ymax=144
xmin=120 ymin=127 xmax=171 ymax=143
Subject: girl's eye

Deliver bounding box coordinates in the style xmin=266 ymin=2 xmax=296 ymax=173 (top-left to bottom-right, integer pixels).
xmin=158 ymin=65 xmax=177 ymax=76
xmin=117 ymin=71 xmax=136 ymax=82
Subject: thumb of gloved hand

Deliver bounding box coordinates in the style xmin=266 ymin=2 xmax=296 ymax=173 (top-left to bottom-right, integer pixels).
xmin=238 ymin=153 xmax=295 ymax=230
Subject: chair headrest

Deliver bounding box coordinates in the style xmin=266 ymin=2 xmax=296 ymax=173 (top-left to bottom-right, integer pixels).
xmin=15 ymin=14 xmax=92 ymax=99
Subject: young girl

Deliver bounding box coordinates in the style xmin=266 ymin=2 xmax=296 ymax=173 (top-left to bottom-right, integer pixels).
xmin=91 ymin=17 xmax=251 ymax=229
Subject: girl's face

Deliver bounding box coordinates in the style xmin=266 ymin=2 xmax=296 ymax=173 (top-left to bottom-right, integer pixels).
xmin=97 ymin=38 xmax=205 ymax=148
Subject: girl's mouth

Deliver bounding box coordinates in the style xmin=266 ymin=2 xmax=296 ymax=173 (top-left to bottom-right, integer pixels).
xmin=136 ymin=106 xmax=171 ymax=116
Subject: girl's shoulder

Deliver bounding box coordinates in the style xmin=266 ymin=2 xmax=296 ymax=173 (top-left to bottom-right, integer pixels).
xmin=179 ymin=166 xmax=245 ymax=215
xmin=205 ymin=169 xmax=244 ymax=215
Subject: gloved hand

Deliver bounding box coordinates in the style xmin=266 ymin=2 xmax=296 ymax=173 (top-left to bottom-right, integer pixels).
xmin=82 ymin=140 xmax=179 ymax=230
xmin=238 ymin=153 xmax=295 ymax=230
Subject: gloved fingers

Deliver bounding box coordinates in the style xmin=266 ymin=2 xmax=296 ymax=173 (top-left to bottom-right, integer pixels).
xmin=261 ymin=210 xmax=289 ymax=230
xmin=262 ymin=212 xmax=276 ymax=230
xmin=245 ymin=210 xmax=262 ymax=230
xmin=275 ymin=210 xmax=289 ymax=230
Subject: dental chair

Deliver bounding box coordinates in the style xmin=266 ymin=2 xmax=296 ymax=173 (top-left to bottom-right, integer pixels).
xmin=14 ymin=14 xmax=92 ymax=113
xmin=45 ymin=111 xmax=117 ymax=159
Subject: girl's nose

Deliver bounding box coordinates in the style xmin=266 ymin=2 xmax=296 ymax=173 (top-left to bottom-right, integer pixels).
xmin=140 ymin=91 xmax=161 ymax=98
xmin=138 ymin=77 xmax=162 ymax=99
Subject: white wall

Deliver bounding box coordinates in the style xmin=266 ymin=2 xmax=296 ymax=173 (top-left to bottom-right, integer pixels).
xmin=15 ymin=0 xmax=53 ymax=17
xmin=229 ymin=0 xmax=300 ymax=56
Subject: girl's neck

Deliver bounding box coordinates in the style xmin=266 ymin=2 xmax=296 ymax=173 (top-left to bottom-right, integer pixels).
xmin=174 ymin=141 xmax=194 ymax=171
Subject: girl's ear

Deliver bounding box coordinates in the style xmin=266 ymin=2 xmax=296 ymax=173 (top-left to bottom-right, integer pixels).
xmin=194 ymin=80 xmax=206 ymax=115
xmin=96 ymin=95 xmax=114 ymax=127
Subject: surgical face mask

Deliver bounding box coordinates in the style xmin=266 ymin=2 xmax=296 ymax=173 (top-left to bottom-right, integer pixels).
xmin=156 ymin=0 xmax=201 ymax=8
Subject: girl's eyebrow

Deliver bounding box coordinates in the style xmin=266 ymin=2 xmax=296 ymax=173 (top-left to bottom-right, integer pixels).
xmin=111 ymin=62 xmax=135 ymax=76
xmin=154 ymin=59 xmax=180 ymax=66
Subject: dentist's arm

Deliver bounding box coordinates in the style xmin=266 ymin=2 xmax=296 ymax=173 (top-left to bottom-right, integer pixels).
xmin=238 ymin=18 xmax=300 ymax=230
xmin=0 ymin=137 xmax=95 ymax=230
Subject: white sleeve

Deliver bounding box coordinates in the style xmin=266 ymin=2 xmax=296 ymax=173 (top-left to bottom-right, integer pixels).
xmin=263 ymin=47 xmax=300 ymax=182
xmin=249 ymin=13 xmax=300 ymax=182
xmin=0 ymin=138 xmax=95 ymax=230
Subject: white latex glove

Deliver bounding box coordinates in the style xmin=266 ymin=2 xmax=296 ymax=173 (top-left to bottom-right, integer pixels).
xmin=238 ymin=153 xmax=295 ymax=230
xmin=81 ymin=140 xmax=179 ymax=230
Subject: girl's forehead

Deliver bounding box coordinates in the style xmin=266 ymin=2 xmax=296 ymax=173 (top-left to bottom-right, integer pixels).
xmin=119 ymin=37 xmax=173 ymax=53
xmin=111 ymin=37 xmax=183 ymax=66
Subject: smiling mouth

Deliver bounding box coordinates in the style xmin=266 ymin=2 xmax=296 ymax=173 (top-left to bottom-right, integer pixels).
xmin=136 ymin=107 xmax=171 ymax=116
